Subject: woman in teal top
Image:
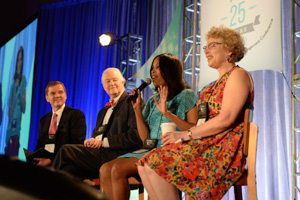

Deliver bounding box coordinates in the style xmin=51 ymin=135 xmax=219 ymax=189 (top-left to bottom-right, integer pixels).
xmin=5 ymin=46 xmax=27 ymax=157
xmin=121 ymin=89 xmax=197 ymax=159
xmin=100 ymin=53 xmax=198 ymax=200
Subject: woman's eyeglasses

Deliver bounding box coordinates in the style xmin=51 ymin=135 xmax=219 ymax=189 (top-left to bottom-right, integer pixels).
xmin=203 ymin=42 xmax=223 ymax=50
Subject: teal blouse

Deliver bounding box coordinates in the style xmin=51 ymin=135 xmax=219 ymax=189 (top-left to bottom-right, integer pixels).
xmin=6 ymin=75 xmax=27 ymax=143
xmin=120 ymin=89 xmax=198 ymax=159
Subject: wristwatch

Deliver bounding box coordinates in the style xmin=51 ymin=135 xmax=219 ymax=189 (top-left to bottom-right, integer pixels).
xmin=187 ymin=129 xmax=192 ymax=139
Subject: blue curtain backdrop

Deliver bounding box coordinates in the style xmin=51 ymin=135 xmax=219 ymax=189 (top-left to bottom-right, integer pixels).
xmin=27 ymin=0 xmax=299 ymax=199
xmin=28 ymin=0 xmax=179 ymax=151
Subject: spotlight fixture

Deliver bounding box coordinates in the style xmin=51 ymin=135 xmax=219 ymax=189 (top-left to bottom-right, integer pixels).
xmin=99 ymin=33 xmax=116 ymax=46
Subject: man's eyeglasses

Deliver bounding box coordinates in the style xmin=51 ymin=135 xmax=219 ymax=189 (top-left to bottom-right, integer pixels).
xmin=203 ymin=42 xmax=223 ymax=50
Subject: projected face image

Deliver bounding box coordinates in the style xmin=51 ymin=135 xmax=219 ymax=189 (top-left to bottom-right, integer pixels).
xmin=15 ymin=50 xmax=23 ymax=86
xmin=17 ymin=52 xmax=23 ymax=75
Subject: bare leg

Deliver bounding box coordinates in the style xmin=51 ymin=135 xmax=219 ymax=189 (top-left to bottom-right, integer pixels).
xmin=139 ymin=164 xmax=179 ymax=200
xmin=100 ymin=157 xmax=140 ymax=200
xmin=137 ymin=165 xmax=159 ymax=200
xmin=110 ymin=157 xmax=139 ymax=200
xmin=99 ymin=161 xmax=114 ymax=199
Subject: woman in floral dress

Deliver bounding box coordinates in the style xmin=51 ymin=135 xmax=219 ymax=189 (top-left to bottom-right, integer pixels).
xmin=137 ymin=26 xmax=254 ymax=200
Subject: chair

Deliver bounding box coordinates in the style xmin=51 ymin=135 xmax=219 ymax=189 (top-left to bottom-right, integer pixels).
xmin=233 ymin=108 xmax=258 ymax=200
xmin=185 ymin=108 xmax=258 ymax=200
xmin=89 ymin=109 xmax=258 ymax=200
xmin=87 ymin=177 xmax=149 ymax=200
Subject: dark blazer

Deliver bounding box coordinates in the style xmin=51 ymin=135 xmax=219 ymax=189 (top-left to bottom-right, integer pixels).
xmin=35 ymin=105 xmax=86 ymax=159
xmin=92 ymin=92 xmax=143 ymax=155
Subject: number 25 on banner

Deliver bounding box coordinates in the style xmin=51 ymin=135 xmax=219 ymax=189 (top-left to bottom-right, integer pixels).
xmin=230 ymin=1 xmax=246 ymax=26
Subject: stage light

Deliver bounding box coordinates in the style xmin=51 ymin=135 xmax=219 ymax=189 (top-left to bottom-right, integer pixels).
xmin=99 ymin=33 xmax=115 ymax=46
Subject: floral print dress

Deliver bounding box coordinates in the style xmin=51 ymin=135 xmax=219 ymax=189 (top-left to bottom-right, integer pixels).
xmin=137 ymin=66 xmax=254 ymax=200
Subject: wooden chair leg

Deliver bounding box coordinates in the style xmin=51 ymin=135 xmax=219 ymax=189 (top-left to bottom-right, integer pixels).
xmin=136 ymin=185 xmax=144 ymax=200
xmin=234 ymin=185 xmax=243 ymax=200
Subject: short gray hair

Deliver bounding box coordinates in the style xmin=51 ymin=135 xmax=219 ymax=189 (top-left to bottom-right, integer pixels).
xmin=101 ymin=68 xmax=125 ymax=84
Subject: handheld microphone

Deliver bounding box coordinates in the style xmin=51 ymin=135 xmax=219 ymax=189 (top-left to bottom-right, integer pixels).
xmin=127 ymin=78 xmax=152 ymax=102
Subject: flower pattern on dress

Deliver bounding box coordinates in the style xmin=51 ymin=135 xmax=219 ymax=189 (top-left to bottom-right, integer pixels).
xmin=138 ymin=66 xmax=254 ymax=200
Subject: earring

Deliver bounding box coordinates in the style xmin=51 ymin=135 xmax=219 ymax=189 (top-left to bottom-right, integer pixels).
xmin=227 ymin=57 xmax=232 ymax=63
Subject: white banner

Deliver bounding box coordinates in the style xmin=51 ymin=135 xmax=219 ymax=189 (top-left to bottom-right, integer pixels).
xmin=199 ymin=0 xmax=282 ymax=88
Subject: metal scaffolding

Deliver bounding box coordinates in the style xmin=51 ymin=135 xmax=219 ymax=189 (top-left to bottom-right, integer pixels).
xmin=292 ymin=1 xmax=300 ymax=199
xmin=182 ymin=0 xmax=201 ymax=91
xmin=119 ymin=34 xmax=143 ymax=93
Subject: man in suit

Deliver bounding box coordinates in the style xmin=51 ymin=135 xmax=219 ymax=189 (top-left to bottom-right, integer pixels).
xmin=34 ymin=81 xmax=86 ymax=166
xmin=51 ymin=68 xmax=143 ymax=179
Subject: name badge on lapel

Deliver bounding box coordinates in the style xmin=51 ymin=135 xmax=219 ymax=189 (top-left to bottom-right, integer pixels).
xmin=94 ymin=125 xmax=107 ymax=137
xmin=46 ymin=134 xmax=56 ymax=153
xmin=196 ymin=102 xmax=209 ymax=126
